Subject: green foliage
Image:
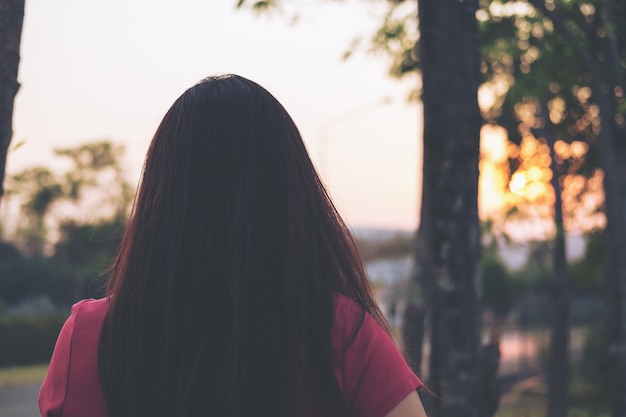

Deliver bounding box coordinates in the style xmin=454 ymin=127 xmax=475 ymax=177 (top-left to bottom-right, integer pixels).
xmin=368 ymin=0 xmax=419 ymax=79
xmin=570 ymin=231 xmax=604 ymax=294
xmin=235 ymin=0 xmax=281 ymax=16
xmin=0 ymin=244 xmax=75 ymax=307
xmin=0 ymin=364 xmax=48 ymax=388
xmin=478 ymin=0 xmax=620 ymax=152
xmin=579 ymin=326 xmax=611 ymax=414
xmin=5 ymin=140 xmax=131 ymax=256
xmin=480 ymin=249 xmax=518 ymax=320
xmin=9 ymin=167 xmax=64 ymax=217
xmin=0 ymin=217 xmax=122 ymax=307
xmin=55 ymin=141 xmax=120 ymax=171
xmin=355 ymin=232 xmax=413 ymax=262
xmin=0 ymin=314 xmax=67 ymax=367
xmin=512 ymin=240 xmax=553 ymax=290
xmin=52 ymin=217 xmax=125 ymax=299
xmin=0 ymin=140 xmax=130 ymax=307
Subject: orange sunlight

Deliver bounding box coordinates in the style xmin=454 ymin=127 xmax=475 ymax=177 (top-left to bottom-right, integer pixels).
xmin=479 ymin=124 xmax=605 ymax=237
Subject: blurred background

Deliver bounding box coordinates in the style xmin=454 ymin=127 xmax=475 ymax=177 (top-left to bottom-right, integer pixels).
xmin=0 ymin=1 xmax=624 ymax=417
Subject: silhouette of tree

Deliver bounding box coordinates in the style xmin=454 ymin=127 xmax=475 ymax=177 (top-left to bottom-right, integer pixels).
xmin=0 ymin=0 xmax=25 ymax=205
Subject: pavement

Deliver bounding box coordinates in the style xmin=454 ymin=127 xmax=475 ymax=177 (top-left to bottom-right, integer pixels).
xmin=0 ymin=384 xmax=40 ymax=417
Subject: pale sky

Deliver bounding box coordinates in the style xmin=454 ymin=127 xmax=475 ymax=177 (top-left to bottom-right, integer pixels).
xmin=8 ymin=0 xmax=421 ymax=231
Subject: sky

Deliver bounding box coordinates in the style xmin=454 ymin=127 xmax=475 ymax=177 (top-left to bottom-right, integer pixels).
xmin=7 ymin=0 xmax=421 ymax=231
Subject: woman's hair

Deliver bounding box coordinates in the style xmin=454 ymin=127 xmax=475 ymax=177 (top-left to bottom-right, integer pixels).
xmin=98 ymin=74 xmax=387 ymax=417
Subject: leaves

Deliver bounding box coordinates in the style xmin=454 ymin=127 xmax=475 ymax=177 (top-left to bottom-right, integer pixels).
xmin=4 ymin=141 xmax=132 ymax=256
xmin=235 ymin=0 xmax=279 ymax=15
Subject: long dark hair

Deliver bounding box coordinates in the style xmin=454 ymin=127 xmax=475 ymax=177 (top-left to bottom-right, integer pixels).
xmin=98 ymin=74 xmax=387 ymax=417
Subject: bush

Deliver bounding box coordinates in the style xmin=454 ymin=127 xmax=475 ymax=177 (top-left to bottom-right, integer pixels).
xmin=0 ymin=242 xmax=106 ymax=308
xmin=579 ymin=326 xmax=611 ymax=413
xmin=0 ymin=314 xmax=67 ymax=367
xmin=481 ymin=256 xmax=517 ymax=321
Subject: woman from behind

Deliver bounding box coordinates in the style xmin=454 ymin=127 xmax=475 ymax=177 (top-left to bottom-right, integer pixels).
xmin=38 ymin=74 xmax=426 ymax=417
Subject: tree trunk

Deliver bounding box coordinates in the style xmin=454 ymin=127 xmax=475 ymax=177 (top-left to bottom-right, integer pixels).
xmin=594 ymin=71 xmax=626 ymax=417
xmin=412 ymin=0 xmax=498 ymax=416
xmin=538 ymin=100 xmax=570 ymax=417
xmin=0 ymin=0 xmax=25 ymax=202
xmin=587 ymin=5 xmax=626 ymax=416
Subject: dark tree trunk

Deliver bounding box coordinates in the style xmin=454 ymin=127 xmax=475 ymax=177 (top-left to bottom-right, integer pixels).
xmin=409 ymin=0 xmax=499 ymax=416
xmin=402 ymin=164 xmax=433 ymax=377
xmin=537 ymin=100 xmax=571 ymax=417
xmin=401 ymin=277 xmax=426 ymax=376
xmin=0 ymin=0 xmax=25 ymax=202
xmin=594 ymin=71 xmax=626 ymax=417
xmin=587 ymin=4 xmax=626 ymax=416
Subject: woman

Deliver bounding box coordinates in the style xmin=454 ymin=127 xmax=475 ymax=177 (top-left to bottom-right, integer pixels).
xmin=38 ymin=74 xmax=426 ymax=417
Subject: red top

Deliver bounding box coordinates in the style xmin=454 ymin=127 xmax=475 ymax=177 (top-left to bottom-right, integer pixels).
xmin=39 ymin=295 xmax=421 ymax=417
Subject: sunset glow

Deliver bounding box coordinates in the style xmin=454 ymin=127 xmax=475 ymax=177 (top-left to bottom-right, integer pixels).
xmin=479 ymin=123 xmax=605 ymax=236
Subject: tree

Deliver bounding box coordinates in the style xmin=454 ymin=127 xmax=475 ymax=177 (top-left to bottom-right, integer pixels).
xmin=479 ymin=2 xmax=626 ymax=415
xmin=480 ymin=250 xmax=516 ymax=325
xmin=1 ymin=141 xmax=132 ymax=307
xmin=0 ymin=0 xmax=25 ymax=205
xmin=5 ymin=141 xmax=132 ymax=256
xmin=8 ymin=166 xmax=64 ymax=255
xmin=365 ymin=13 xmax=622 ymax=415
xmin=541 ymin=100 xmax=571 ymax=417
xmin=415 ymin=2 xmax=499 ymax=416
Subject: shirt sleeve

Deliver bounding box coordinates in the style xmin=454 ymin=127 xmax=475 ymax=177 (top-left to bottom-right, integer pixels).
xmin=38 ymin=300 xmax=89 ymax=417
xmin=39 ymin=298 xmax=109 ymax=417
xmin=335 ymin=296 xmax=422 ymax=417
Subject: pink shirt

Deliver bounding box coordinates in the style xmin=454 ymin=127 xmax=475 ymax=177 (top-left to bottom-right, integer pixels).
xmin=39 ymin=296 xmax=421 ymax=417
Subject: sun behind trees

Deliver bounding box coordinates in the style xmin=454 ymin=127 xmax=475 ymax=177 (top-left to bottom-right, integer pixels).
xmin=479 ymin=125 xmax=604 ymax=239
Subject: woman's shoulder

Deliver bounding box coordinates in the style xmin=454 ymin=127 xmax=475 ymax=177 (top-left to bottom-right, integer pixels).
xmin=332 ymin=293 xmax=364 ymax=320
xmin=71 ymin=297 xmax=108 ymax=314
xmin=62 ymin=298 xmax=109 ymax=350
xmin=331 ymin=293 xmax=422 ymax=417
xmin=39 ymin=298 xmax=109 ymax=417
xmin=331 ymin=293 xmax=370 ymax=352
xmin=69 ymin=298 xmax=109 ymax=330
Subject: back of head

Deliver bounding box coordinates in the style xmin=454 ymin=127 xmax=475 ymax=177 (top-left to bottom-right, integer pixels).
xmin=98 ymin=74 xmax=383 ymax=417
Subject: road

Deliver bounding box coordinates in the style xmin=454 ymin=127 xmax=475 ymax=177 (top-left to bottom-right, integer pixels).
xmin=0 ymin=384 xmax=40 ymax=417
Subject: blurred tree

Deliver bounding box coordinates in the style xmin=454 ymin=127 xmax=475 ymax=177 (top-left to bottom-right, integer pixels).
xmin=480 ymin=249 xmax=516 ymax=324
xmin=570 ymin=230 xmax=604 ymax=293
xmin=542 ymin=101 xmax=571 ymax=417
xmin=478 ymin=3 xmax=626 ymax=416
xmin=0 ymin=0 xmax=25 ymax=205
xmin=355 ymin=232 xmax=413 ymax=262
xmin=1 ymin=141 xmax=131 ymax=307
xmin=5 ymin=140 xmax=132 ymax=256
xmin=52 ymin=217 xmax=126 ymax=300
xmin=53 ymin=141 xmax=134 ymax=221
xmin=8 ymin=167 xmax=65 ymax=255
xmin=415 ymin=2 xmax=498 ymax=416
xmin=345 ymin=16 xmax=621 ymax=416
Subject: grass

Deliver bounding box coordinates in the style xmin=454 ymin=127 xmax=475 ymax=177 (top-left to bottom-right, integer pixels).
xmin=0 ymin=364 xmax=48 ymax=388
xmin=496 ymin=375 xmax=610 ymax=417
